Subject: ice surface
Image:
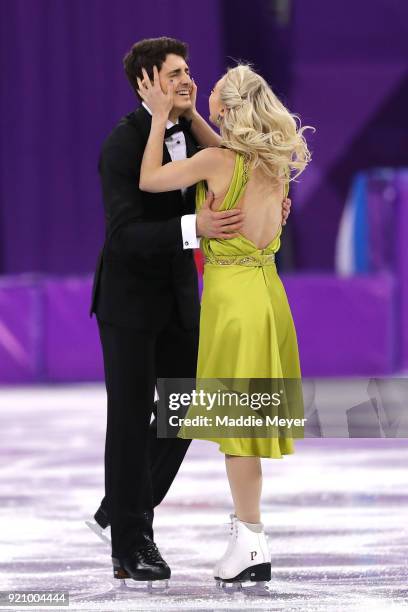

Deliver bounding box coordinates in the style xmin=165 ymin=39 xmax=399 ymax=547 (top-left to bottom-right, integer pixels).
xmin=0 ymin=384 xmax=407 ymax=611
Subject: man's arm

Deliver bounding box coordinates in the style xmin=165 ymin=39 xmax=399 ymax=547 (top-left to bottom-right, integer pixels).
xmin=181 ymin=215 xmax=201 ymax=249
xmin=100 ymin=142 xmax=185 ymax=256
xmin=100 ymin=141 xmax=244 ymax=255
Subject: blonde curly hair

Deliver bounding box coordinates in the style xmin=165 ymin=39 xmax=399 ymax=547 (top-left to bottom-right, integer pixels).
xmin=218 ymin=64 xmax=314 ymax=185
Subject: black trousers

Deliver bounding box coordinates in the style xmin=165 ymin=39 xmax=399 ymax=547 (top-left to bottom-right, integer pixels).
xmin=97 ymin=310 xmax=199 ymax=557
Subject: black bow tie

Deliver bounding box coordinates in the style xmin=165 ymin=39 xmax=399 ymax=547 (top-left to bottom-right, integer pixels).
xmin=164 ymin=119 xmax=192 ymax=139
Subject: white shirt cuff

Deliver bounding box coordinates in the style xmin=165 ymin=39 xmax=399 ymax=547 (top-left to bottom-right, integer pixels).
xmin=181 ymin=214 xmax=201 ymax=249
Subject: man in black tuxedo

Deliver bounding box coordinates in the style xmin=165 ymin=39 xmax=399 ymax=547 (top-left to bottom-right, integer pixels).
xmin=89 ymin=37 xmax=248 ymax=582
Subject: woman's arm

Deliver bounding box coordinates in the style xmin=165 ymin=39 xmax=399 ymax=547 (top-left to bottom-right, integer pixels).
xmin=137 ymin=66 xmax=217 ymax=193
xmin=140 ymin=116 xmax=216 ymax=192
xmin=187 ymin=110 xmax=222 ymax=148
xmin=183 ymin=80 xmax=221 ymax=148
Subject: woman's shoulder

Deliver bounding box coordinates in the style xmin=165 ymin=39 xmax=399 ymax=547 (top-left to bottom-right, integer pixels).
xmin=194 ymin=146 xmax=237 ymax=169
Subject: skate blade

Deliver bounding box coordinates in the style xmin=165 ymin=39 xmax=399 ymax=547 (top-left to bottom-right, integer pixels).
xmin=116 ymin=578 xmax=170 ymax=592
xmin=147 ymin=579 xmax=170 ymax=592
xmin=215 ymin=579 xmax=269 ymax=592
xmin=85 ymin=520 xmax=111 ymax=546
xmin=215 ymin=579 xmax=243 ymax=591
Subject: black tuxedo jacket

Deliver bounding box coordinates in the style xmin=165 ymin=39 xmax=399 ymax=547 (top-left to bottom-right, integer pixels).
xmin=90 ymin=106 xmax=200 ymax=330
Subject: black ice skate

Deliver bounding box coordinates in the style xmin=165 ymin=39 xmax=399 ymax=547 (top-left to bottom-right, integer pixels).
xmin=112 ymin=541 xmax=170 ymax=591
xmin=85 ymin=505 xmax=110 ymax=546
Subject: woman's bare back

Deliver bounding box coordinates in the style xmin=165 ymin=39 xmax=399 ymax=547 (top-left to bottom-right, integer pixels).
xmin=207 ymin=148 xmax=284 ymax=249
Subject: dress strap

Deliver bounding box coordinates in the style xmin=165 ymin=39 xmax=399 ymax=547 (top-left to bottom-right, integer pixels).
xmin=196 ymin=151 xmax=251 ymax=213
xmin=242 ymin=154 xmax=250 ymax=187
xmin=283 ymin=166 xmax=290 ymax=198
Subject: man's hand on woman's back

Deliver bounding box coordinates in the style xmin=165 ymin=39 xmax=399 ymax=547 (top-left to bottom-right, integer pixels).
xmin=196 ymin=191 xmax=245 ymax=240
xmin=282 ymin=197 xmax=291 ymax=226
xmin=197 ymin=192 xmax=292 ymax=239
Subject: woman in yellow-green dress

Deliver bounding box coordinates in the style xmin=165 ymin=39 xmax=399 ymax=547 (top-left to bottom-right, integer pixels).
xmin=138 ymin=63 xmax=313 ymax=584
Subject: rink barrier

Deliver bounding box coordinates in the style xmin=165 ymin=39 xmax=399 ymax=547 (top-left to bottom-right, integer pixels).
xmin=0 ymin=272 xmax=397 ymax=384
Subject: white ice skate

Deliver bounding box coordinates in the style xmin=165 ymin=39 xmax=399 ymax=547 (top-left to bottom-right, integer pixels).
xmin=214 ymin=514 xmax=271 ymax=588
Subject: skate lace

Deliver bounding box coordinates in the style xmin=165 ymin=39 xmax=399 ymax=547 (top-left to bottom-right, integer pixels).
xmin=228 ymin=515 xmax=238 ymax=539
xmin=138 ymin=542 xmax=163 ymax=563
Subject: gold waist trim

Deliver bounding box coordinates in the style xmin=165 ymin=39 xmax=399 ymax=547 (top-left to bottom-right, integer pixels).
xmin=204 ymin=253 xmax=276 ymax=267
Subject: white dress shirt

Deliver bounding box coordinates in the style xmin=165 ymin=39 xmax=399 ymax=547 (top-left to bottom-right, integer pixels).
xmin=142 ymin=102 xmax=200 ymax=249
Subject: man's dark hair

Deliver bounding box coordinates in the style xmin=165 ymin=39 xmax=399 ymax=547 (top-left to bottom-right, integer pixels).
xmin=123 ymin=37 xmax=189 ymax=99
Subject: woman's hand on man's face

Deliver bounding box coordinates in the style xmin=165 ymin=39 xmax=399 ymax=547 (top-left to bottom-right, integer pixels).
xmin=136 ymin=66 xmax=174 ymax=119
xmin=182 ymin=78 xmax=197 ymax=119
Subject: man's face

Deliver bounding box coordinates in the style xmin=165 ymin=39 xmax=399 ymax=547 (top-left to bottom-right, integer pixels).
xmin=157 ymin=54 xmax=193 ymax=113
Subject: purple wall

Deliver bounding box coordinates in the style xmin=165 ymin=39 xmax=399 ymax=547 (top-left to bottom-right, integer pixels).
xmin=0 ymin=0 xmax=223 ymax=275
xmin=290 ymin=0 xmax=408 ymax=270
xmin=1 ymin=1 xmax=407 ymax=275
xmin=1 ymin=2 xmax=407 ymax=382
xmin=0 ymin=274 xmax=397 ymax=383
